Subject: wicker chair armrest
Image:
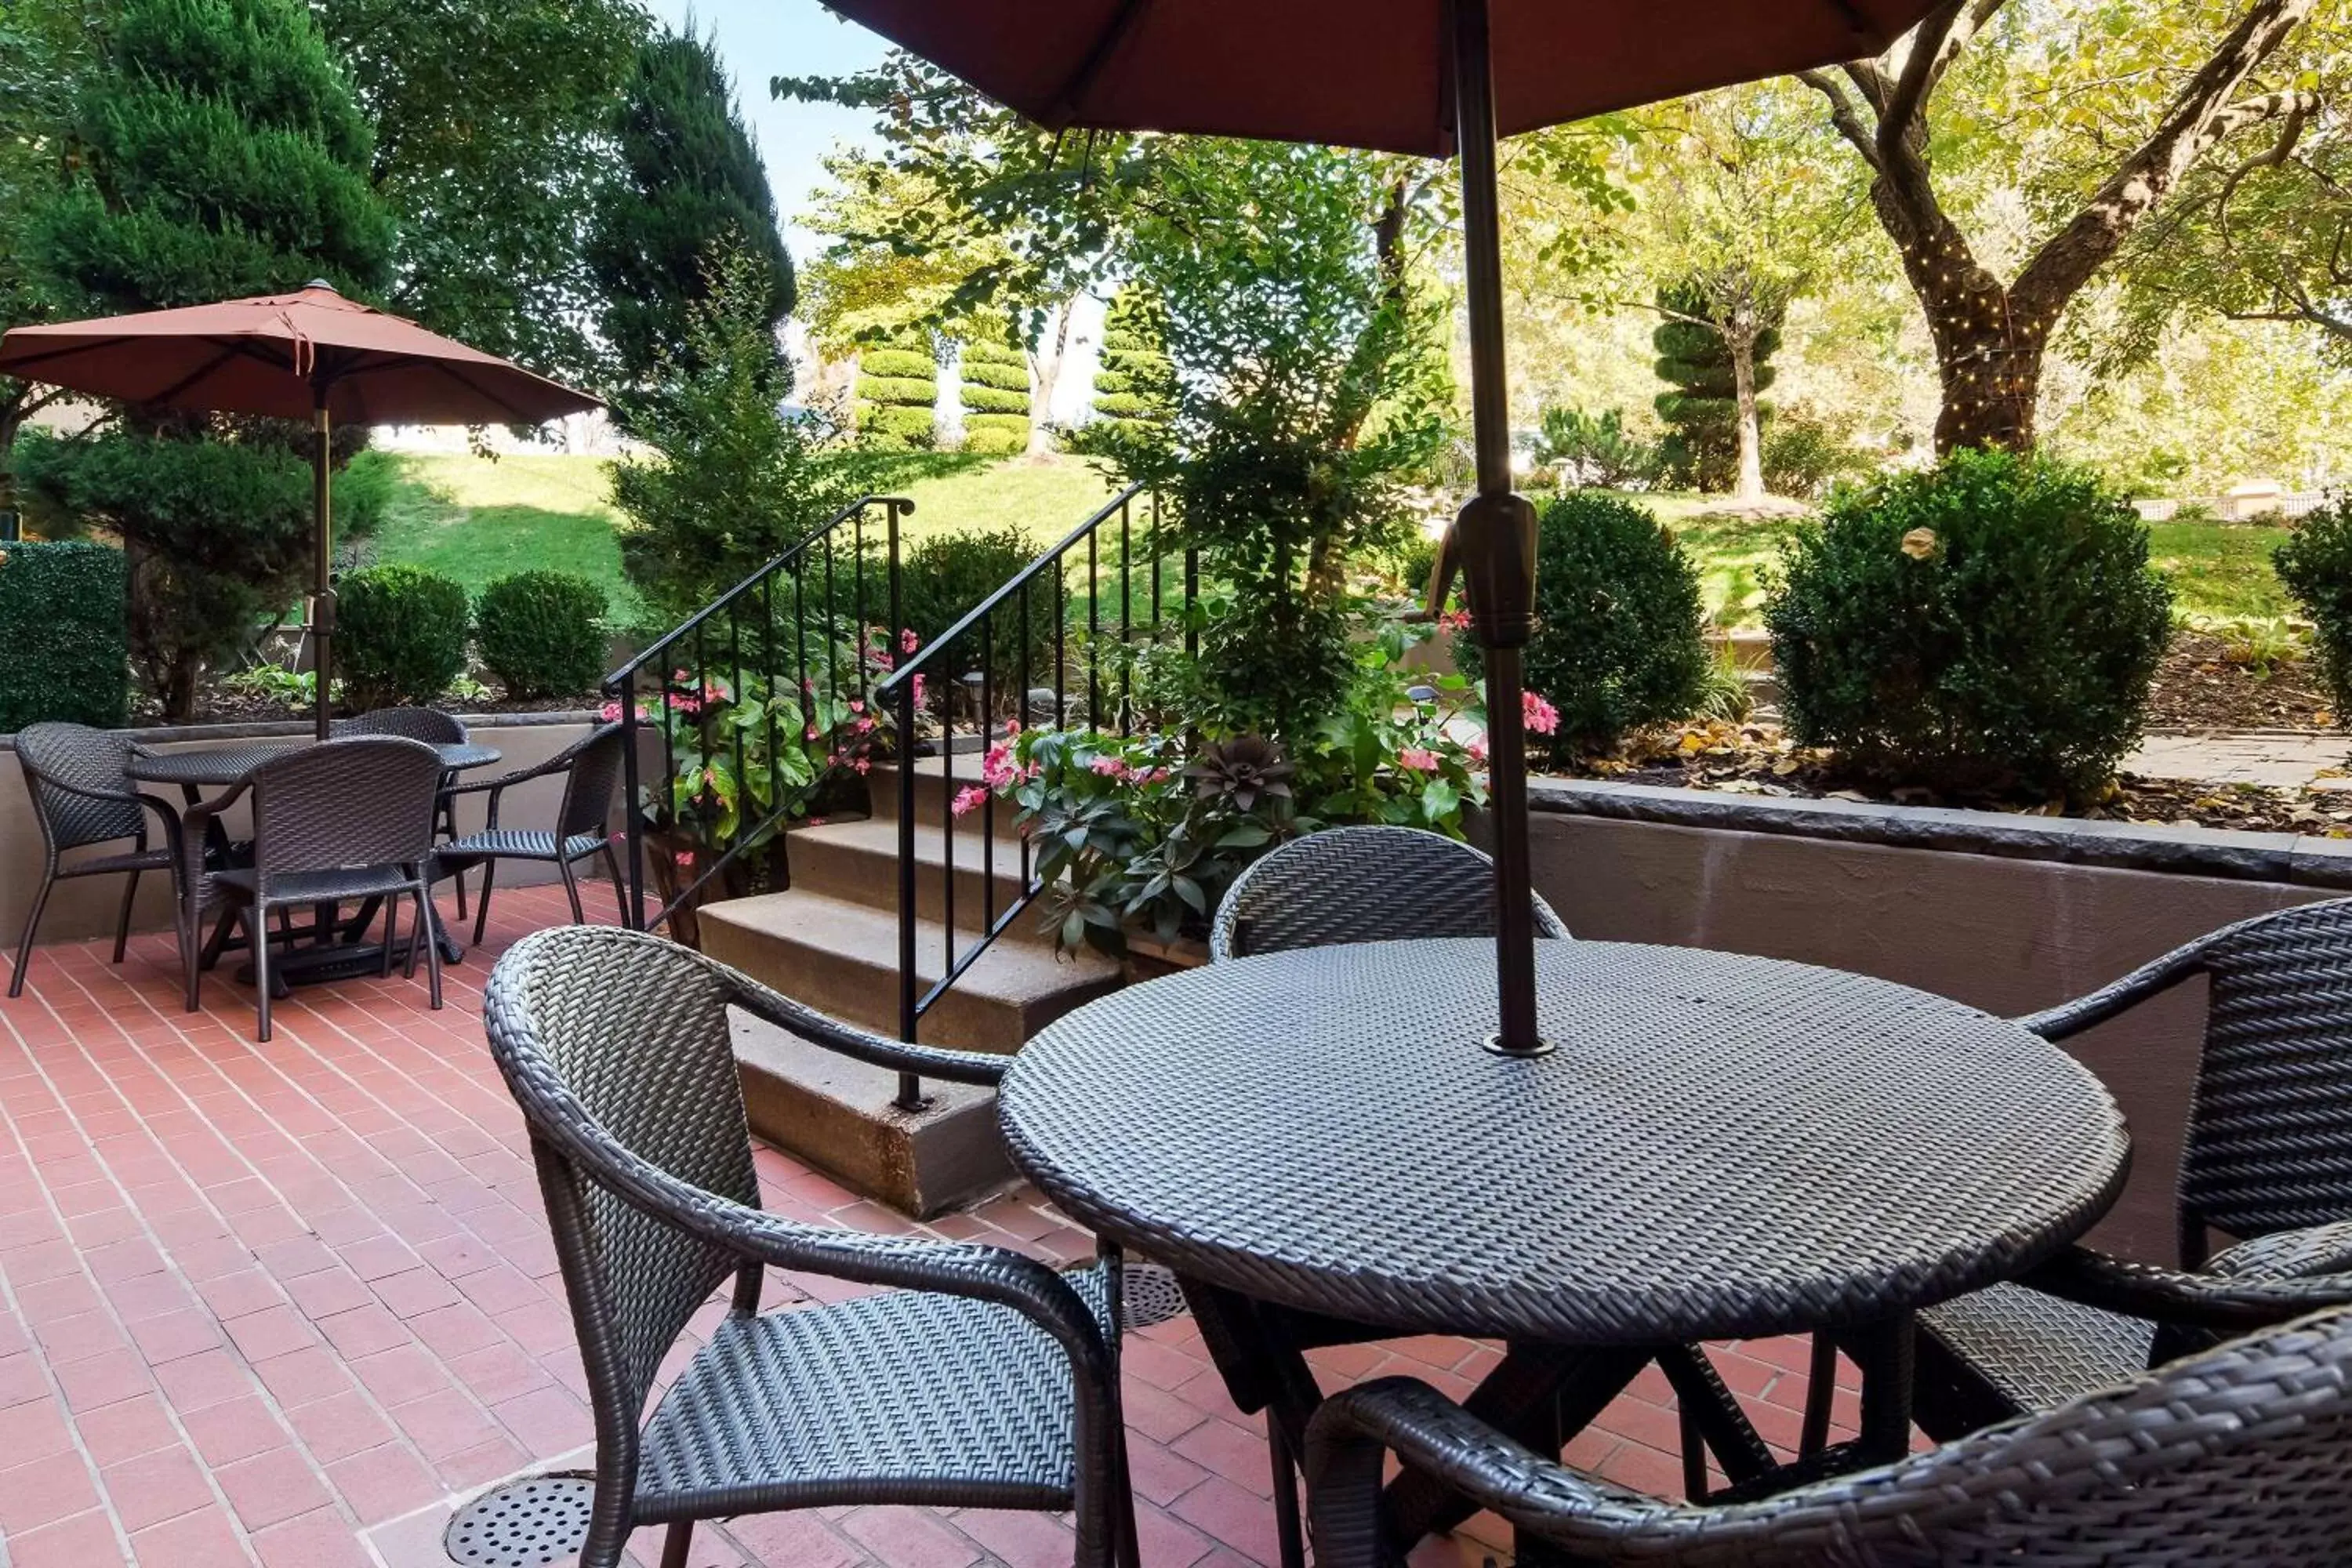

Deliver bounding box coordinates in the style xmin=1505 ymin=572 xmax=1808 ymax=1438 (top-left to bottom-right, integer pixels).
xmin=2206 ymin=1221 xmax=2352 ymax=1282
xmin=720 ymin=967 xmax=1011 ymax=1087
xmin=1308 ymin=1378 xmax=1702 ymax=1563
xmin=442 ymin=760 xmax=557 ymax=797
xmin=2022 ymin=1244 xmax=2352 ymax=1330
xmin=2014 ymin=943 xmax=2214 ymax=1040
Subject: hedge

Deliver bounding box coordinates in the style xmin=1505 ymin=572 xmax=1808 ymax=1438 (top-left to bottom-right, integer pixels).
xmin=336 ymin=564 xmax=470 ymax=710
xmin=0 ymin=540 xmax=129 ymax=732
xmin=856 ymin=347 xmax=935 ymax=379
xmin=959 ymin=383 xmax=1031 ymax=414
xmin=963 ymin=413 xmax=1030 ymax=455
xmin=476 ymin=569 xmax=608 ymax=700
xmin=862 ymin=405 xmax=938 ymax=444
xmin=852 ymin=375 xmax=940 ymax=406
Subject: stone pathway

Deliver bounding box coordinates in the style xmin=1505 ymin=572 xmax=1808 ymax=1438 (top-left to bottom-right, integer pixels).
xmin=2126 ymin=729 xmax=2347 ymax=789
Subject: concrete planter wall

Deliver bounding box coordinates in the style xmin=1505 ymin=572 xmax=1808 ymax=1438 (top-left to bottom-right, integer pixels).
xmin=1508 ymin=778 xmax=2352 ymax=1265
xmin=1 ymin=713 xmax=605 ymax=947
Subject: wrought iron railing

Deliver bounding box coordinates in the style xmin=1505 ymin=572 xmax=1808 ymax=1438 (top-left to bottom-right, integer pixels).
xmin=606 ymin=493 xmax=913 ymax=935
xmin=872 ymin=483 xmax=1192 ymax=1105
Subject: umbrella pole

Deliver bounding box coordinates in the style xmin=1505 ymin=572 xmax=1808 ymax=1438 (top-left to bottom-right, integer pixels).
xmin=311 ymin=383 xmax=332 ymax=741
xmin=1450 ymin=0 xmax=1547 ymax=1056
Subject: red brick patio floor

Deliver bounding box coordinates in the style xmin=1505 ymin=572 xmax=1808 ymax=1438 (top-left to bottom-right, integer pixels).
xmin=0 ymin=884 xmax=1860 ymax=1567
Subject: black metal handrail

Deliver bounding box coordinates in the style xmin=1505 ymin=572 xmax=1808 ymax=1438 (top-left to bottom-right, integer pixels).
xmin=876 ymin=483 xmax=1192 ymax=1106
xmin=606 ymin=493 xmax=913 ymax=938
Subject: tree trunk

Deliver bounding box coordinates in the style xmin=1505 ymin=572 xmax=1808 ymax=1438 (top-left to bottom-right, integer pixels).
xmin=1729 ymin=325 xmax=1766 ymax=501
xmin=1024 ymin=301 xmax=1071 ymax=461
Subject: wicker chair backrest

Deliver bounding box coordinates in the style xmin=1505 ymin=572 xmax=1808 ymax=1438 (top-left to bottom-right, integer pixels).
xmin=246 ymin=739 xmax=443 ymax=895
xmin=556 ymin=725 xmax=626 ymax=842
xmin=1209 ymin=825 xmax=1570 ymax=960
xmin=481 ymin=927 xmax=758 ymax=1431
xmin=2180 ymin=898 xmax=2352 ymax=1252
xmin=16 ymin=722 xmax=144 ymax=852
xmin=332 ymin=707 xmax=467 ymax=746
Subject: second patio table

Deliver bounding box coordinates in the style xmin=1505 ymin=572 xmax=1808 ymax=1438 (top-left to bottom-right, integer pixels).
xmin=1000 ymin=937 xmax=2131 ymax=1561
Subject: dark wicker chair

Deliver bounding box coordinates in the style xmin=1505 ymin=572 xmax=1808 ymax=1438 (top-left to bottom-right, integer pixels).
xmin=184 ymin=736 xmax=446 ymax=1040
xmin=10 ymin=722 xmax=187 ymax=997
xmin=1207 ymin=825 xmax=1571 ymax=961
xmin=334 ymin=706 xmax=470 ymax=911
xmin=481 ymin=925 xmax=1137 ymax=1568
xmin=1306 ymin=1305 xmax=2352 ymax=1568
xmin=1854 ymin=897 xmax=2352 ymax=1445
xmin=436 ymin=724 xmax=626 ymax=942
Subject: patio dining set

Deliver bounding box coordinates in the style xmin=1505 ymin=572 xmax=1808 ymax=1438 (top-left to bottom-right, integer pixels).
xmin=10 ymin=714 xmax=628 ymax=1040
xmin=478 ymin=822 xmax=2352 ymax=1568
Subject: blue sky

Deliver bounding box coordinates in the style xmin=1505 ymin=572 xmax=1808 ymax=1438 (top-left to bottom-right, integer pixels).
xmin=647 ymin=0 xmax=891 ymax=261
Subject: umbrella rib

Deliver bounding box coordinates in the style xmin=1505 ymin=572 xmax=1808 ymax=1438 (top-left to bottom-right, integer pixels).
xmin=143 ymin=343 xmax=251 ymax=408
xmin=1822 ymin=0 xmax=1871 ymax=31
xmin=1047 ymin=0 xmax=1152 ymax=128
xmin=416 ymin=358 xmax=546 ymax=425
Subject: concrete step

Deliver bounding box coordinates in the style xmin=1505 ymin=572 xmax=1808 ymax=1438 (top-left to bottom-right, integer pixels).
xmin=788 ymin=815 xmax=1047 ymax=941
xmin=867 ymin=753 xmax=990 ymax=823
xmin=698 ymin=889 xmax=1120 ymax=1054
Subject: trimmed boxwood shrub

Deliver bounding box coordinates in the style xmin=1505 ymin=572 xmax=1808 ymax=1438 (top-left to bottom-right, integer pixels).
xmin=2274 ymin=495 xmax=2352 ymax=724
xmin=960 ymin=336 xmax=1030 ymax=455
xmin=856 ymin=348 xmax=935 ymax=380
xmin=1091 ymin=288 xmax=1174 ymax=430
xmin=898 ymin=526 xmax=1063 ymax=705
xmin=1458 ymin=492 xmax=1708 ymax=760
xmin=0 ymin=540 xmax=129 ymax=731
xmin=336 ymin=564 xmax=469 ymax=710
xmin=855 ymin=331 xmax=935 ymax=448
xmin=476 ymin=570 xmax=608 ymax=700
xmin=1766 ymin=448 xmax=2173 ymax=799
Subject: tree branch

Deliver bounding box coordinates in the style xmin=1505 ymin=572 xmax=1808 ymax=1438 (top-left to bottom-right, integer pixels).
xmin=1798 ymin=68 xmax=1884 ymax=172
xmin=1879 ymin=1 xmax=1970 ymax=143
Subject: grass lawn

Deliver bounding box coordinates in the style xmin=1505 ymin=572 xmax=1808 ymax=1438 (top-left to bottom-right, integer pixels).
xmin=363 ymin=452 xmax=641 ymax=622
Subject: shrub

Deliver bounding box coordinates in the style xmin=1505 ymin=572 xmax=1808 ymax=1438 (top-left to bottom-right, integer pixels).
xmin=1459 ymin=492 xmax=1708 ymax=759
xmin=2274 ymin=494 xmax=2352 ymax=722
xmin=1532 ymin=406 xmax=1656 ymax=489
xmin=962 ymin=414 xmax=1030 ymax=456
xmin=0 ymin=540 xmax=129 ymax=731
xmin=476 ymin=571 xmax=609 ymax=700
xmin=336 ymin=564 xmax=470 ymax=709
xmin=1766 ymin=449 xmax=2173 ymax=798
xmin=1762 ymin=406 xmax=1873 ymax=500
xmin=898 ymin=527 xmax=1062 ymax=703
xmin=855 ymin=330 xmax=936 ymax=448
xmin=960 ymin=336 xmax=1030 ymax=453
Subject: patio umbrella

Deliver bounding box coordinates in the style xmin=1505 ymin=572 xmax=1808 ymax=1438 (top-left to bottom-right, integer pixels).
xmin=822 ymin=0 xmax=1942 ymax=1054
xmin=0 ymin=283 xmax=601 ymax=739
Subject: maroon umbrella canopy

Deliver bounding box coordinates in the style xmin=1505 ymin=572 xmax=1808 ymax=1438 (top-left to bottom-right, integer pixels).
xmin=822 ymin=0 xmax=1944 ymax=1054
xmin=822 ymin=0 xmax=1935 ymax=155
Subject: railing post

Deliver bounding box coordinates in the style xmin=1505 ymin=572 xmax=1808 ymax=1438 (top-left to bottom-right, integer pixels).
xmin=1185 ymin=539 xmax=1200 ymax=661
xmin=618 ymin=670 xmax=644 ymax=931
xmin=895 ymin=670 xmax=924 ymax=1109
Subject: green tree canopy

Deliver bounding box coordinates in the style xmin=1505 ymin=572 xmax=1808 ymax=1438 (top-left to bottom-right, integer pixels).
xmin=589 ymin=24 xmax=793 ymax=416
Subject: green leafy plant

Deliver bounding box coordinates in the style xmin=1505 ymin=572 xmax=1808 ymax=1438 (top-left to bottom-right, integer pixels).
xmin=959 ymin=332 xmax=1031 ymax=455
xmin=222 ymin=659 xmax=316 ymax=712
xmin=1766 ymin=449 xmax=2174 ymax=798
xmin=1530 ymin=406 xmax=1656 ymax=490
xmin=1457 ymin=492 xmax=1710 ymax=760
xmin=1693 ymin=641 xmax=1754 ymax=724
xmin=1762 ymin=405 xmax=1873 ymax=501
xmin=895 ymin=526 xmax=1062 ymax=708
xmin=2273 ymin=495 xmax=2352 ymax=720
xmin=476 ymin=569 xmax=608 ymax=700
xmin=336 ymin=563 xmax=470 ymax=710
xmin=0 ymin=539 xmax=127 ymax=731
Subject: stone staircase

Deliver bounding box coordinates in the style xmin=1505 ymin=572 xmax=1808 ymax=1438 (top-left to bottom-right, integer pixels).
xmin=698 ymin=752 xmax=1123 ymax=1052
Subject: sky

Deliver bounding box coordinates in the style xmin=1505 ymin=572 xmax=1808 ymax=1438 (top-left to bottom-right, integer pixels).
xmin=647 ymin=0 xmax=887 ymax=263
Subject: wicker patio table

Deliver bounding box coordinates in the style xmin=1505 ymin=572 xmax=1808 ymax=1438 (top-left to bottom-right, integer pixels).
xmin=1000 ymin=937 xmax=2132 ymax=1563
xmin=129 ymin=739 xmax=502 ymax=975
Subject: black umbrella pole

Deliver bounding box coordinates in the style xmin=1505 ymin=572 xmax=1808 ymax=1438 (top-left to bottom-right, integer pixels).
xmin=1452 ymin=0 xmax=1546 ymax=1055
xmin=311 ymin=390 xmax=332 ymax=740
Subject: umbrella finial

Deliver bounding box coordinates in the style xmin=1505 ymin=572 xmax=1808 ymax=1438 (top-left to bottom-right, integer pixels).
xmin=303 ymin=278 xmax=338 ymax=293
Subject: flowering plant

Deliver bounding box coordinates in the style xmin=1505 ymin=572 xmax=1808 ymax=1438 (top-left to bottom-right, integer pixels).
xmin=1286 ymin=616 xmax=1494 ymax=837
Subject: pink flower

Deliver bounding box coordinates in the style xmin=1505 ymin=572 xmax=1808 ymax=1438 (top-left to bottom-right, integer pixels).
xmin=1438 ymin=608 xmax=1473 ymax=633
xmin=912 ymin=674 xmax=927 ymax=706
xmin=802 ymin=677 xmax=816 ymax=694
xmin=872 ymin=650 xmax=893 ymax=670
xmin=901 ymin=629 xmax=920 ymax=654
xmin=982 ymin=742 xmax=1021 ymax=789
xmin=854 ymin=758 xmax=870 ymax=775
xmin=804 ymin=726 xmax=820 ymax=742
xmin=598 ymin=700 xmax=622 ymax=722
xmin=1398 ymin=747 xmax=1441 ymax=773
xmin=849 ymin=699 xmax=864 ymax=714
xmin=1468 ymin=736 xmax=1488 ymax=765
xmin=1523 ymin=691 xmax=1560 ymax=737
xmin=1089 ymin=756 xmax=1125 ymax=778
xmin=855 ymin=717 xmax=875 ymax=734
xmin=951 ymin=785 xmax=989 ymax=818
xmin=674 ymin=849 xmax=695 ymax=870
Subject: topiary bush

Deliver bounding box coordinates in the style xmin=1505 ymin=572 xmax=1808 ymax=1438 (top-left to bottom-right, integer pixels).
xmin=1457 ymin=492 xmax=1709 ymax=760
xmin=855 ymin=331 xmax=936 ymax=448
xmin=476 ymin=570 xmax=608 ymax=701
xmin=2274 ymin=493 xmax=2352 ymax=724
xmin=0 ymin=540 xmax=129 ymax=732
xmin=960 ymin=336 xmax=1032 ymax=456
xmin=336 ymin=564 xmax=470 ymax=710
xmin=1766 ymin=448 xmax=2173 ymax=799
xmin=898 ymin=526 xmax=1062 ymax=705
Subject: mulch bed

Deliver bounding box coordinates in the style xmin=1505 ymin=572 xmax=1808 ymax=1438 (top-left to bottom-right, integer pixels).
xmin=2143 ymin=632 xmax=2331 ymax=732
xmin=1586 ymin=720 xmax=2352 ymax=837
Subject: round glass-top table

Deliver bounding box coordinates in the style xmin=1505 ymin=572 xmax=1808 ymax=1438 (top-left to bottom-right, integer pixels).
xmin=1000 ymin=937 xmax=2130 ymax=1558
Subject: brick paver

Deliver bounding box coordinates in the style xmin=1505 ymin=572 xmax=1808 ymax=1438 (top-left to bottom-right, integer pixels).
xmin=1 ymin=882 xmax=1857 ymax=1566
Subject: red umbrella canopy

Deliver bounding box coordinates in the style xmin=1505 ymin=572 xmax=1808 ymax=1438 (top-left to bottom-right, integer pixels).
xmin=0 ymin=283 xmax=600 ymax=426
xmin=819 ymin=0 xmax=1941 ymax=156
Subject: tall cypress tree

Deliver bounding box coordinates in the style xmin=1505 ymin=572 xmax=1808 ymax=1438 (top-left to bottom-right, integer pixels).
xmin=1087 ymin=288 xmax=1175 ymax=434
xmin=1652 ymin=277 xmax=1780 ymax=494
xmin=19 ymin=0 xmax=394 ymax=718
xmin=587 ymin=25 xmax=793 ymax=418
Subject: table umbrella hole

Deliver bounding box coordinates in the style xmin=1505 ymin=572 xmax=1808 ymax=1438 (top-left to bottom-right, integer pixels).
xmin=444 ymin=1474 xmax=594 ymax=1567
xmin=1122 ymin=1262 xmax=1189 ymax=1330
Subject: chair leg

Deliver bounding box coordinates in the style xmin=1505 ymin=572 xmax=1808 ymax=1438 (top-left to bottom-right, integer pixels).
xmin=601 ymin=841 xmax=629 ymax=924
xmin=1800 ymin=1334 xmax=1839 ymax=1458
xmin=1268 ymin=1421 xmax=1306 ymax=1568
xmin=471 ymin=859 xmax=498 ymax=947
xmin=413 ymin=885 xmax=442 ymax=1011
xmin=558 ymin=858 xmax=586 ymax=925
xmin=9 ymin=866 xmax=56 ymax=999
xmin=657 ymin=1522 xmax=693 ymax=1568
xmin=113 ymin=869 xmax=140 ymax=964
xmin=249 ymin=907 xmax=273 ymax=1043
xmin=380 ymin=896 xmax=399 ymax=978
